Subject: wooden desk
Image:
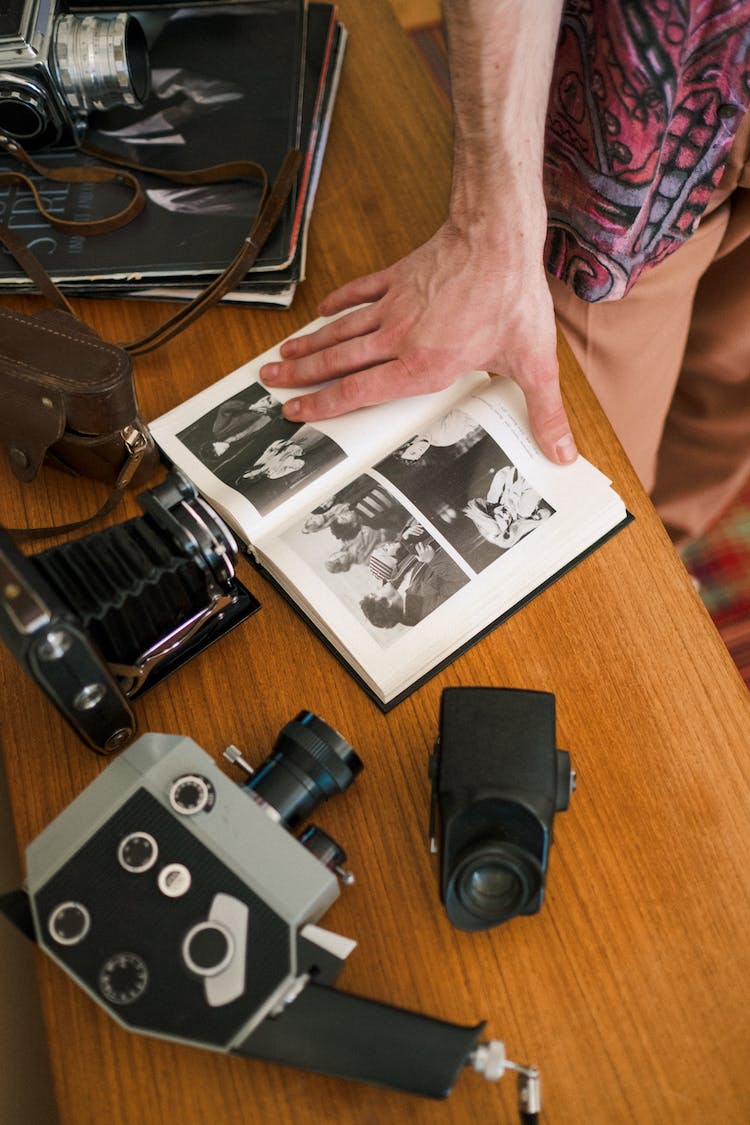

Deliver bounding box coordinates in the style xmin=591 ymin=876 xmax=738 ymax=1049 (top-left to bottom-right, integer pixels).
xmin=1 ymin=2 xmax=749 ymax=1122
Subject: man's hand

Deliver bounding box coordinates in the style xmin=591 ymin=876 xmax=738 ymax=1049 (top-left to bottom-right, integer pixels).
xmin=261 ymin=219 xmax=577 ymax=464
xmin=261 ymin=0 xmax=575 ymax=465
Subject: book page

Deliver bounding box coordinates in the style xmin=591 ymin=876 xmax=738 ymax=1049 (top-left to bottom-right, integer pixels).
xmin=149 ymin=313 xmax=489 ymax=545
xmin=253 ymin=377 xmax=628 ymax=702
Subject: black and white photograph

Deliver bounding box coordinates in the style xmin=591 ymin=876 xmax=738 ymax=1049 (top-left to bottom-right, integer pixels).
xmin=176 ymin=388 xmax=346 ymax=517
xmin=375 ymin=408 xmax=556 ymax=572
xmin=280 ymin=474 xmax=470 ymax=646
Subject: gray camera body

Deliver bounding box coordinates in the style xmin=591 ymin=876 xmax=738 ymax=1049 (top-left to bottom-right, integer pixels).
xmin=0 ymin=0 xmax=149 ymax=150
xmin=25 ymin=732 xmax=349 ymax=1048
xmin=12 ymin=729 xmax=495 ymax=1099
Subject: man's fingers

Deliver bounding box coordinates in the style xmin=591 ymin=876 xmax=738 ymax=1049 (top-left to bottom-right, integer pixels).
xmin=265 ymin=331 xmax=390 ymax=389
xmin=522 ymin=370 xmax=578 ymax=464
xmin=275 ymin=304 xmax=379 ymax=362
xmin=317 ymin=270 xmax=390 ymax=315
xmin=281 ymin=359 xmax=434 ymax=421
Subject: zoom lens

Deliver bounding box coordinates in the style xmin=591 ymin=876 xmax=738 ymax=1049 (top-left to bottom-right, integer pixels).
xmin=53 ymin=13 xmax=150 ymax=115
xmin=447 ymin=843 xmax=543 ymax=930
xmin=246 ymin=712 xmax=363 ymax=828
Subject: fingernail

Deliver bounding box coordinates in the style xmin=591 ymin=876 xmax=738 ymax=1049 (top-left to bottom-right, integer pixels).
xmin=262 ymin=363 xmax=280 ymax=383
xmin=554 ymin=434 xmax=578 ymax=464
xmin=283 ymin=399 xmax=301 ymax=418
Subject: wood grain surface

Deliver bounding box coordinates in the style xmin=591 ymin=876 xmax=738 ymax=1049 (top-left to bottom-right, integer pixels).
xmin=0 ymin=3 xmax=748 ymax=1123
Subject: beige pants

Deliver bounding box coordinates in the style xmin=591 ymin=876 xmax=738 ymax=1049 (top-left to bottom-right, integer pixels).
xmin=550 ymin=115 xmax=750 ymax=547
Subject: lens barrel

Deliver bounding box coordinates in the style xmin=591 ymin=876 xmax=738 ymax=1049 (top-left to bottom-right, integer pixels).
xmin=445 ymin=842 xmax=543 ymax=931
xmin=246 ymin=712 xmax=363 ymax=829
xmin=53 ymin=13 xmax=150 ymax=116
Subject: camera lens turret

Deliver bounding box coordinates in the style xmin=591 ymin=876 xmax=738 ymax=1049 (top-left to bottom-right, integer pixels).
xmin=245 ymin=712 xmax=363 ymax=829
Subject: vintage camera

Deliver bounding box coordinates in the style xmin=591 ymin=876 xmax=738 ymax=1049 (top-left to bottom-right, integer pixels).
xmin=430 ymin=687 xmax=575 ymax=932
xmin=0 ymin=0 xmax=150 ymax=150
xmin=0 ymin=714 xmax=539 ymax=1105
xmin=0 ymin=471 xmax=258 ymax=753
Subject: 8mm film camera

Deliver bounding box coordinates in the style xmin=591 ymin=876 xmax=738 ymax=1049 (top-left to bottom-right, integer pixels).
xmin=0 ymin=712 xmax=540 ymax=1109
xmin=430 ymin=687 xmax=575 ymax=932
xmin=0 ymin=0 xmax=150 ymax=150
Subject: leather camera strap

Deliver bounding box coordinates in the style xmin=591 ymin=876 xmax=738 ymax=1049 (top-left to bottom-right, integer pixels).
xmin=0 ymin=138 xmax=301 ymax=352
xmin=0 ymin=141 xmax=301 ymax=539
xmin=9 ymin=424 xmax=152 ymax=544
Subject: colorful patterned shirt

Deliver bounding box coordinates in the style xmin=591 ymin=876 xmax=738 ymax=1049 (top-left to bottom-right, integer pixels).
xmin=543 ymin=0 xmax=750 ymax=300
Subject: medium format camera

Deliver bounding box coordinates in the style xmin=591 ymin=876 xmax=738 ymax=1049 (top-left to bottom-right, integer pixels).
xmin=0 ymin=471 xmax=258 ymax=753
xmin=0 ymin=714 xmax=538 ymax=1103
xmin=0 ymin=0 xmax=150 ymax=150
xmin=430 ymin=687 xmax=575 ymax=932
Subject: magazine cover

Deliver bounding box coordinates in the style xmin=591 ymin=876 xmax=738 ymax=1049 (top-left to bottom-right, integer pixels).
xmin=0 ymin=0 xmax=306 ymax=283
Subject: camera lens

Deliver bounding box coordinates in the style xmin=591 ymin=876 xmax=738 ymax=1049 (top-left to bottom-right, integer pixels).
xmin=0 ymin=86 xmax=44 ymax=139
xmin=246 ymin=712 xmax=363 ymax=829
xmin=447 ymin=843 xmax=543 ymax=931
xmin=53 ymin=13 xmax=151 ymax=115
xmin=466 ymin=863 xmax=519 ymax=914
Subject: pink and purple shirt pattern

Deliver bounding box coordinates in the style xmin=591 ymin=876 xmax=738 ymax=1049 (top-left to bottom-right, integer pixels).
xmin=543 ymin=0 xmax=750 ymax=300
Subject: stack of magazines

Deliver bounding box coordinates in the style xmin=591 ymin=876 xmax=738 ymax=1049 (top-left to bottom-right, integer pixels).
xmin=0 ymin=0 xmax=346 ymax=308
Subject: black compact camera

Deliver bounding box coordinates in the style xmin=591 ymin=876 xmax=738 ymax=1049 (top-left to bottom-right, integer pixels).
xmin=0 ymin=0 xmax=150 ymax=150
xmin=0 ymin=713 xmax=539 ymax=1105
xmin=430 ymin=687 xmax=575 ymax=932
xmin=0 ymin=471 xmax=258 ymax=753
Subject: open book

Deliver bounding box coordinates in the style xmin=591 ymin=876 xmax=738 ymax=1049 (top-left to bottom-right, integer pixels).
xmin=149 ymin=315 xmax=631 ymax=708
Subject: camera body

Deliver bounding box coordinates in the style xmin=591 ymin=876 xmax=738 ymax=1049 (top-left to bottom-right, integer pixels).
xmin=22 ymin=718 xmax=360 ymax=1049
xmin=430 ymin=687 xmax=574 ymax=932
xmin=0 ymin=472 xmax=258 ymax=754
xmin=2 ymin=714 xmax=507 ymax=1099
xmin=0 ymin=0 xmax=149 ymax=150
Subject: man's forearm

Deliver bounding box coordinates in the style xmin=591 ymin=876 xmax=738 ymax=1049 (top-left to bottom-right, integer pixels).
xmin=263 ymin=0 xmax=577 ymax=463
xmin=443 ymin=0 xmax=564 ymax=242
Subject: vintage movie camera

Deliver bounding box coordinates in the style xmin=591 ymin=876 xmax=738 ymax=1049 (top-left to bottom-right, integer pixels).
xmin=430 ymin=687 xmax=575 ymax=931
xmin=0 ymin=471 xmax=258 ymax=753
xmin=0 ymin=713 xmax=539 ymax=1106
xmin=0 ymin=0 xmax=150 ymax=150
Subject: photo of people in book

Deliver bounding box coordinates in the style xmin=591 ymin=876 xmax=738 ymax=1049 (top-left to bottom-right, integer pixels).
xmin=375 ymin=408 xmax=556 ymax=572
xmin=280 ymin=474 xmax=470 ymax=646
xmin=176 ymin=387 xmax=346 ymax=516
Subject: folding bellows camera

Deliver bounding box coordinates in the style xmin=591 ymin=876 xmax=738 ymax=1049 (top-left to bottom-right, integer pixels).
xmin=0 ymin=472 xmax=258 ymax=753
xmin=0 ymin=0 xmax=149 ymax=150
